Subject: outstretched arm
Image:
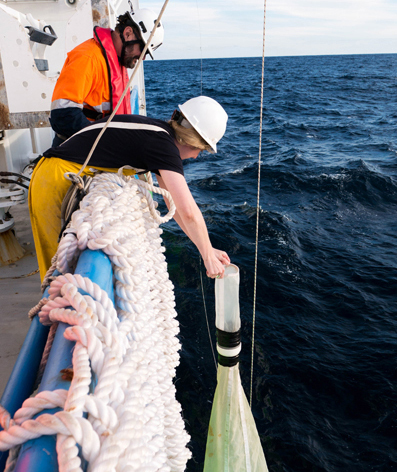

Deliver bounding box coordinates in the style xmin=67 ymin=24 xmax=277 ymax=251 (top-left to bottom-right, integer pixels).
xmin=157 ymin=170 xmax=230 ymax=278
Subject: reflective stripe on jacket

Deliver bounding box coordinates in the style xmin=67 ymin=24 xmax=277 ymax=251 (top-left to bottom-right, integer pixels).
xmin=51 ymin=27 xmax=131 ymax=120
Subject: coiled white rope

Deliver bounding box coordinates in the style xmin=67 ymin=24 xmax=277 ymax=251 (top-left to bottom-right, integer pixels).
xmin=0 ymin=171 xmax=191 ymax=472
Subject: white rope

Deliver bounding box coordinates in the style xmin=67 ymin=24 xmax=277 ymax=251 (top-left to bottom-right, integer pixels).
xmin=0 ymin=405 xmax=14 ymax=431
xmin=0 ymin=171 xmax=190 ymax=471
xmin=250 ymin=0 xmax=267 ymax=409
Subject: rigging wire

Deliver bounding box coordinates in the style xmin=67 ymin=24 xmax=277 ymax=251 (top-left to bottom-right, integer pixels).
xmin=72 ymin=0 xmax=170 ymax=180
xmin=249 ymin=0 xmax=267 ymax=409
xmin=195 ymin=0 xmax=203 ymax=95
xmin=195 ymin=1 xmax=215 ymax=367
xmin=200 ymin=257 xmax=218 ymax=371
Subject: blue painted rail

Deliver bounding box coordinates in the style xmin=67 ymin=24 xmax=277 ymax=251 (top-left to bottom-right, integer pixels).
xmin=0 ymin=249 xmax=114 ymax=472
xmin=0 ymin=276 xmax=56 ymax=471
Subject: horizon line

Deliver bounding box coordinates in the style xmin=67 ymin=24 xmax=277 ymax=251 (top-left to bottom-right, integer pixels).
xmin=149 ymin=52 xmax=397 ymax=62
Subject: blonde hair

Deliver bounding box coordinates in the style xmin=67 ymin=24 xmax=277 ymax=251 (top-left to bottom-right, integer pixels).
xmin=169 ymin=120 xmax=213 ymax=153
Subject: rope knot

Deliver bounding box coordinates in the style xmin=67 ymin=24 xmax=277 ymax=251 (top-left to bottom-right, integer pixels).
xmin=64 ymin=172 xmax=85 ymax=190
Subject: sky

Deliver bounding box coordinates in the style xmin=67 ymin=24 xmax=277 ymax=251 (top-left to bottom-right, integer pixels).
xmin=146 ymin=0 xmax=397 ymax=60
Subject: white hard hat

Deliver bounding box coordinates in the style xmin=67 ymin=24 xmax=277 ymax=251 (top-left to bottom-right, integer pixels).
xmin=178 ymin=96 xmax=228 ymax=153
xmin=128 ymin=9 xmax=164 ymax=59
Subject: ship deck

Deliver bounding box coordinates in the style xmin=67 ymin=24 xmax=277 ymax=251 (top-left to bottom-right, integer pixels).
xmin=0 ymin=202 xmax=41 ymax=396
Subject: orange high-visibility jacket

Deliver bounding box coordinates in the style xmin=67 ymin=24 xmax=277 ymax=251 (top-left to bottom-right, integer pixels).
xmin=50 ymin=27 xmax=131 ymax=138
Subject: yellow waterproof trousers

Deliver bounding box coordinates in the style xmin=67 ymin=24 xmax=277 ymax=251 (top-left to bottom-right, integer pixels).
xmin=29 ymin=157 xmax=131 ymax=281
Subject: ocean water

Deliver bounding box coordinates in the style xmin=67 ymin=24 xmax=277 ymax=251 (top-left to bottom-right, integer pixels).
xmin=144 ymin=54 xmax=397 ymax=472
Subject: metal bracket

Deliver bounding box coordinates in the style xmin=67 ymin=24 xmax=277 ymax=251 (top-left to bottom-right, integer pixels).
xmin=25 ymin=25 xmax=58 ymax=46
xmin=34 ymin=59 xmax=49 ymax=71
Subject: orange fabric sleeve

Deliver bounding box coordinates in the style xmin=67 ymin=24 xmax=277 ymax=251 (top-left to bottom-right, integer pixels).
xmin=52 ymin=39 xmax=110 ymax=109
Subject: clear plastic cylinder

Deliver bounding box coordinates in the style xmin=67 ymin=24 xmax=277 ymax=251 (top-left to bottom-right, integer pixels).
xmin=215 ymin=264 xmax=241 ymax=333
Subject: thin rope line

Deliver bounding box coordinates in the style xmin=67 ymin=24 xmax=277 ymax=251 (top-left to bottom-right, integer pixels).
xmin=200 ymin=58 xmax=203 ymax=96
xmin=250 ymin=0 xmax=267 ymax=409
xmin=195 ymin=3 xmax=213 ymax=368
xmin=75 ymin=0 xmax=170 ymax=180
xmin=199 ymin=257 xmax=217 ymax=371
xmin=195 ymin=0 xmax=203 ymax=95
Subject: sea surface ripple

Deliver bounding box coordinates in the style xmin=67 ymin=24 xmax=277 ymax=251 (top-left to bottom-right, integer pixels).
xmin=144 ymin=54 xmax=397 ymax=472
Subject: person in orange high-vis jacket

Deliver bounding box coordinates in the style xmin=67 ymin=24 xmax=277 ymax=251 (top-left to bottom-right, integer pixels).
xmin=50 ymin=9 xmax=164 ymax=146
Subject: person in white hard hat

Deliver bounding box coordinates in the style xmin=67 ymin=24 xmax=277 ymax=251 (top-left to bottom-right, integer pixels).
xmin=50 ymin=8 xmax=164 ymax=146
xmin=30 ymin=96 xmax=231 ymax=281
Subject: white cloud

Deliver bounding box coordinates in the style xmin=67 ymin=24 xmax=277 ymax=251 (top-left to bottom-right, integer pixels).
xmin=145 ymin=0 xmax=397 ymax=59
xmin=266 ymin=0 xmax=397 ymax=55
xmin=268 ymin=0 xmax=397 ymax=22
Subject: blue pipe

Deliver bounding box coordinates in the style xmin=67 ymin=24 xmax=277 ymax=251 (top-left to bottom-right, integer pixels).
xmin=130 ymin=85 xmax=140 ymax=115
xmin=0 ymin=275 xmax=57 ymax=471
xmin=0 ymin=318 xmax=49 ymax=417
xmin=10 ymin=250 xmax=114 ymax=472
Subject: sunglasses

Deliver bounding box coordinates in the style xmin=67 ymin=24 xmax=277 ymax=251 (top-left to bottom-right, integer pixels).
xmin=125 ymin=39 xmax=148 ymax=58
xmin=171 ymin=110 xmax=194 ymax=129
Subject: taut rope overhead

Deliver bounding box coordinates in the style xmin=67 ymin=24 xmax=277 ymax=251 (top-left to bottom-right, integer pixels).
xmin=67 ymin=0 xmax=170 ymax=185
xmin=250 ymin=0 xmax=267 ymax=408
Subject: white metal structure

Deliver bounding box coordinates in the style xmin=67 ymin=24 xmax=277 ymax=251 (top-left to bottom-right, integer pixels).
xmin=0 ymin=0 xmax=146 ymax=174
xmin=0 ymin=0 xmax=146 ymax=231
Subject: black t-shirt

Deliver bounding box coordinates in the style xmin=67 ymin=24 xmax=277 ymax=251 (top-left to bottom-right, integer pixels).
xmin=43 ymin=115 xmax=184 ymax=176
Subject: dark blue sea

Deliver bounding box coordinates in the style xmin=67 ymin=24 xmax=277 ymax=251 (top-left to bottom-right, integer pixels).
xmin=144 ymin=54 xmax=397 ymax=472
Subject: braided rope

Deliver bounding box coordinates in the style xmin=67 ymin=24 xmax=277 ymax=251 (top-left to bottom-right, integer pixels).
xmin=0 ymin=171 xmax=190 ymax=471
xmin=41 ymin=253 xmax=59 ymax=293
xmin=0 ymin=405 xmax=14 ymax=431
xmin=4 ymin=445 xmax=20 ymax=472
xmin=33 ymin=322 xmax=59 ymax=391
xmin=28 ymin=297 xmax=48 ymax=320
